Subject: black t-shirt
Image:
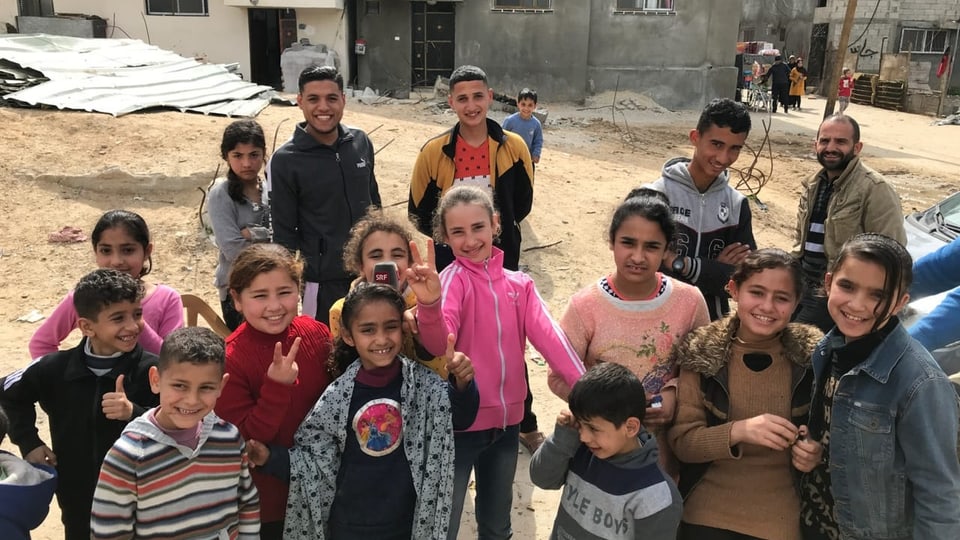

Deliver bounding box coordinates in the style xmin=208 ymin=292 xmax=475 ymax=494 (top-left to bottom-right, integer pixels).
xmin=328 ymin=361 xmax=416 ymax=539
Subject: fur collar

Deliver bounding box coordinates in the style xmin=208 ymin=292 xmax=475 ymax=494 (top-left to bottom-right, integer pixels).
xmin=674 ymin=316 xmax=823 ymax=376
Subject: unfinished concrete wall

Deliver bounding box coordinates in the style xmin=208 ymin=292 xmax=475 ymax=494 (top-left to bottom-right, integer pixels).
xmin=740 ymin=0 xmax=814 ymax=58
xmin=295 ymin=9 xmax=349 ymax=81
xmin=52 ymin=0 xmax=252 ymax=80
xmin=355 ymin=0 xmax=741 ymax=109
xmin=0 ymin=0 xmax=18 ymax=31
xmin=587 ymin=0 xmax=742 ymax=110
xmin=815 ymin=0 xmax=959 ymax=95
xmin=453 ymin=1 xmax=589 ymax=102
xmin=356 ymin=0 xmax=411 ymax=93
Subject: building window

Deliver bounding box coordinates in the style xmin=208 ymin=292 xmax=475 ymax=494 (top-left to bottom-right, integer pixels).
xmin=145 ymin=0 xmax=208 ymax=16
xmin=492 ymin=0 xmax=552 ymax=11
xmin=615 ymin=0 xmax=675 ymax=13
xmin=899 ymin=28 xmax=947 ymax=53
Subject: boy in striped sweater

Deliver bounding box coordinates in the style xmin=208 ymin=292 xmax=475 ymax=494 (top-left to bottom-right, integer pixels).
xmin=91 ymin=327 xmax=260 ymax=539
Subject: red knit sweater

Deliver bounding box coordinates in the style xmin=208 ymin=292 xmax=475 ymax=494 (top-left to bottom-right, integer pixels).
xmin=215 ymin=315 xmax=332 ymax=523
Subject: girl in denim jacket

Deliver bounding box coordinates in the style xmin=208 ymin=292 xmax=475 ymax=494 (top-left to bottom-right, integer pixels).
xmin=800 ymin=233 xmax=960 ymax=540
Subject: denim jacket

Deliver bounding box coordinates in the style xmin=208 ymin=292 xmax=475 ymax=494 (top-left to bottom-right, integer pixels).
xmin=808 ymin=322 xmax=960 ymax=539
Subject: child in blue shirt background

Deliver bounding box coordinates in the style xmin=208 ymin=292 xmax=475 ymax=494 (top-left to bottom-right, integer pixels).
xmin=503 ymin=88 xmax=544 ymax=165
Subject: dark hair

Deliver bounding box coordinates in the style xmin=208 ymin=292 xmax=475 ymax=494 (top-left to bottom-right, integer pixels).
xmin=342 ymin=208 xmax=415 ymax=276
xmin=818 ymin=114 xmax=861 ymax=145
xmin=608 ymin=194 xmax=676 ymax=246
xmin=432 ymin=186 xmax=497 ymax=244
xmin=158 ymin=327 xmax=226 ymax=374
xmin=623 ymin=187 xmax=670 ymax=205
xmin=298 ymin=65 xmax=344 ymax=92
xmin=92 ymin=210 xmax=153 ymax=277
xmin=517 ymin=88 xmax=538 ymax=104
xmin=329 ymin=283 xmax=406 ymax=377
xmin=696 ymin=98 xmax=752 ymax=135
xmin=73 ymin=268 xmax=144 ymax=321
xmin=829 ymin=233 xmax=913 ymax=332
xmin=730 ymin=248 xmax=804 ymax=300
xmin=220 ymin=119 xmax=267 ymax=204
xmin=449 ymin=65 xmax=488 ymax=90
xmin=0 ymin=403 xmax=8 ymax=445
xmin=569 ymin=362 xmax=646 ymax=427
xmin=228 ymin=244 xmax=304 ymax=295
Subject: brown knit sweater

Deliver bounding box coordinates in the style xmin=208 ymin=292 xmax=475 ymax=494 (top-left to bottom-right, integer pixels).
xmin=671 ymin=335 xmax=802 ymax=540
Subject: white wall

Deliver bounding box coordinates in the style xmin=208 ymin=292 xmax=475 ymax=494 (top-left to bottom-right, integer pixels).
xmin=53 ymin=0 xmax=253 ymax=80
xmin=0 ymin=0 xmax=18 ymax=32
xmin=295 ymin=9 xmax=348 ymax=79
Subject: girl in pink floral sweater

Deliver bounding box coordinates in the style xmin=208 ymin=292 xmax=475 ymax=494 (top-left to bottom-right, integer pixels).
xmin=550 ymin=190 xmax=710 ymax=475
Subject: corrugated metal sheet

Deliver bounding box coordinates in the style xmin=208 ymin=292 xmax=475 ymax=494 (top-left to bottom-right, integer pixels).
xmin=0 ymin=34 xmax=276 ymax=117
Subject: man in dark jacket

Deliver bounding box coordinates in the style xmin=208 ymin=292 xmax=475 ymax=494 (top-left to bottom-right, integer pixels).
xmin=762 ymin=56 xmax=792 ymax=114
xmin=268 ymin=66 xmax=381 ymax=324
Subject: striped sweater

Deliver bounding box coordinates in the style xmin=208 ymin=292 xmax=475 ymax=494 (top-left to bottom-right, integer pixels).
xmin=91 ymin=410 xmax=260 ymax=540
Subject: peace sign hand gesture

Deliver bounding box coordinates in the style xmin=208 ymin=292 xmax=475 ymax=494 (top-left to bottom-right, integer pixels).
xmin=267 ymin=337 xmax=300 ymax=385
xmin=405 ymin=239 xmax=442 ymax=305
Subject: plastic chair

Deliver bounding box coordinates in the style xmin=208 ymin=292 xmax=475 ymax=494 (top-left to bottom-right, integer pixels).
xmin=181 ymin=294 xmax=232 ymax=339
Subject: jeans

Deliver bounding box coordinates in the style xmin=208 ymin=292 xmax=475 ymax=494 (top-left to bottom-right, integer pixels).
xmin=519 ymin=363 xmax=538 ymax=433
xmin=448 ymin=425 xmax=520 ymax=540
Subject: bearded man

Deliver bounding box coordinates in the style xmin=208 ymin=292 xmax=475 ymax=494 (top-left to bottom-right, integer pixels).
xmin=791 ymin=114 xmax=906 ymax=331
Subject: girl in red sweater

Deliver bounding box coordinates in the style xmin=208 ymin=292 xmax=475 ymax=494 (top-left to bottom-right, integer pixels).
xmin=214 ymin=243 xmax=333 ymax=540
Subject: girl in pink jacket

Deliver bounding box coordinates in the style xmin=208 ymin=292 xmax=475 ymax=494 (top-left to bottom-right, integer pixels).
xmin=408 ymin=185 xmax=585 ymax=540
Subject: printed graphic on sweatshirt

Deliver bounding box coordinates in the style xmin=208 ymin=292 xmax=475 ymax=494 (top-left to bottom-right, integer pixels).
xmin=352 ymin=398 xmax=403 ymax=457
xmin=557 ymin=468 xmax=674 ymax=540
xmin=593 ymin=321 xmax=676 ymax=395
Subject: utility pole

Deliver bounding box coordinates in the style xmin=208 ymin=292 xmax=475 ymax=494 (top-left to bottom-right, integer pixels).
xmin=823 ymin=0 xmax=859 ymax=119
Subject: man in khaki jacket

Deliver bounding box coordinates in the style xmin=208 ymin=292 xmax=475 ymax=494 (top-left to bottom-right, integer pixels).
xmin=792 ymin=114 xmax=906 ymax=331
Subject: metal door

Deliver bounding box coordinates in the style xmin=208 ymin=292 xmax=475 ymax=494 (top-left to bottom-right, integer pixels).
xmin=412 ymin=2 xmax=455 ymax=87
xmin=808 ymin=23 xmax=829 ymax=87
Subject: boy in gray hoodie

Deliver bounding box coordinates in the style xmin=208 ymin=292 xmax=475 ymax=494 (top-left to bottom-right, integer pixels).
xmin=642 ymin=98 xmax=755 ymax=321
xmin=530 ymin=363 xmax=681 ymax=540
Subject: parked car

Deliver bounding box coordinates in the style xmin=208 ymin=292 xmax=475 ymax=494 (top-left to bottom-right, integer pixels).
xmin=902 ymin=191 xmax=960 ymax=380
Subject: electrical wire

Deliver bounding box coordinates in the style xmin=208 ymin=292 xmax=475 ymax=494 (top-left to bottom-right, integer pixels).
xmin=846 ymin=0 xmax=882 ymax=52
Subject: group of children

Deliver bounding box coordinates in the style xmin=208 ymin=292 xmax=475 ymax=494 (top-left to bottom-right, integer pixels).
xmin=1 ymin=67 xmax=958 ymax=540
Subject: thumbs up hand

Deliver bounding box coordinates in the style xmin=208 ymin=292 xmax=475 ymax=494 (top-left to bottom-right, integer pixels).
xmin=102 ymin=374 xmax=134 ymax=420
xmin=267 ymin=337 xmax=301 ymax=385
xmin=444 ymin=333 xmax=474 ymax=391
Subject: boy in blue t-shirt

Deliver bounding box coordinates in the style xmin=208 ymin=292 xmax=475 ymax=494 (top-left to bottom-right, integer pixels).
xmin=530 ymin=362 xmax=682 ymax=540
xmin=503 ymin=88 xmax=543 ymax=165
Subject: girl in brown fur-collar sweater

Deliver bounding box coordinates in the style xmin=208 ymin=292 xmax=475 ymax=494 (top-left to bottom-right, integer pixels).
xmin=668 ymin=249 xmax=823 ymax=540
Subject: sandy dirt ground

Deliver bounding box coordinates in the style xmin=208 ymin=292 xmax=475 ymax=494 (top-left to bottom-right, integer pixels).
xmin=1 ymin=92 xmax=959 ymax=539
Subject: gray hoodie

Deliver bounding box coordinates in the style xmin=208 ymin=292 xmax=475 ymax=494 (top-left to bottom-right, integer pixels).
xmin=530 ymin=424 xmax=682 ymax=540
xmin=644 ymin=157 xmax=755 ymax=320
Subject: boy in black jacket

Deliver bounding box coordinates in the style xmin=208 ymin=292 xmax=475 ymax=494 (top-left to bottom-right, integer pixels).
xmin=0 ymin=269 xmax=159 ymax=540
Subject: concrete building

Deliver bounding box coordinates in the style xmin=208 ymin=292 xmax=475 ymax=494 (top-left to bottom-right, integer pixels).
xmin=739 ymin=0 xmax=816 ymax=60
xmin=810 ymin=0 xmax=960 ymax=93
xmin=1 ymin=0 xmax=350 ymax=89
xmin=356 ymin=0 xmax=743 ymax=110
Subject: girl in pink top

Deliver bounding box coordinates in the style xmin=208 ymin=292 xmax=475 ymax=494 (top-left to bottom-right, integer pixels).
xmin=29 ymin=210 xmax=183 ymax=359
xmin=550 ymin=191 xmax=710 ymax=475
xmin=408 ymin=185 xmax=585 ymax=540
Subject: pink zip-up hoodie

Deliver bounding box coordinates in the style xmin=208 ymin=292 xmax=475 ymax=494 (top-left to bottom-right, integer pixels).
xmin=417 ymin=247 xmax=585 ymax=431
